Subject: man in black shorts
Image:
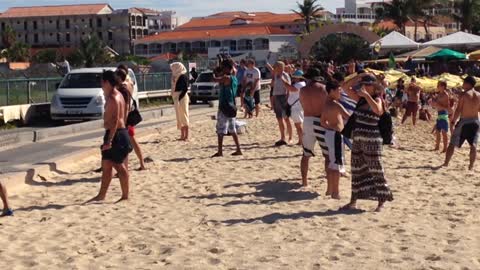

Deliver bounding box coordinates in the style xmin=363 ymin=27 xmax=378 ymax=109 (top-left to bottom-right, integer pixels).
xmin=87 ymin=70 xmax=132 ymax=203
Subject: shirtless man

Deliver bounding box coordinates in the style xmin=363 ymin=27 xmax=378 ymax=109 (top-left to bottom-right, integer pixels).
xmin=88 ymin=70 xmax=132 ymax=203
xmin=443 ymin=76 xmax=480 ymax=170
xmin=432 ymin=81 xmax=450 ymax=152
xmin=300 ymin=67 xmax=327 ymax=186
xmin=319 ymin=81 xmax=350 ymax=199
xmin=402 ymin=78 xmax=422 ymax=126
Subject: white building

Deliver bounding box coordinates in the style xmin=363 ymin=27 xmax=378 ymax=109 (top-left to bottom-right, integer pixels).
xmin=335 ymin=0 xmax=388 ymax=24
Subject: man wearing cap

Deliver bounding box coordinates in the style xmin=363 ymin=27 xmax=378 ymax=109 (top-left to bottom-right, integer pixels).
xmin=299 ymin=67 xmax=327 ymax=186
xmin=443 ymin=76 xmax=480 ymax=170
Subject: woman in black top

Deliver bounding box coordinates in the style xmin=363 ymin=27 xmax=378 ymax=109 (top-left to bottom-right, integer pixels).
xmin=170 ymin=62 xmax=190 ymax=141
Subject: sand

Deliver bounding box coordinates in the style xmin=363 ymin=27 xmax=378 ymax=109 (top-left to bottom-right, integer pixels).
xmin=0 ymin=107 xmax=479 ymax=270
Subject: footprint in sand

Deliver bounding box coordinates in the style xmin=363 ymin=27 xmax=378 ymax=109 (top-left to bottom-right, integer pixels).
xmin=209 ymin=258 xmax=222 ymax=265
xmin=425 ymin=254 xmax=442 ymax=261
xmin=208 ymin=248 xmax=225 ymax=254
xmin=443 ymin=249 xmax=455 ymax=254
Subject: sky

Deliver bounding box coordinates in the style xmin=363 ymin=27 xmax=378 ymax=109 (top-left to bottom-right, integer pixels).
xmin=0 ymin=0 xmax=344 ymax=18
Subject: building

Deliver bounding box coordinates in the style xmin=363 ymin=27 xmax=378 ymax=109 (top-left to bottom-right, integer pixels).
xmin=0 ymin=4 xmax=186 ymax=56
xmin=335 ymin=0 xmax=387 ymax=24
xmin=133 ymin=12 xmax=300 ymax=62
xmin=376 ymin=20 xmax=447 ymax=42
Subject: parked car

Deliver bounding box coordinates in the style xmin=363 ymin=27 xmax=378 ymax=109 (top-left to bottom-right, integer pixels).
xmin=189 ymin=71 xmax=221 ymax=104
xmin=50 ymin=68 xmax=139 ymax=121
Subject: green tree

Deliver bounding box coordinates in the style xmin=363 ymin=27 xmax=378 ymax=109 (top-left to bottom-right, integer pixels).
xmin=69 ymin=35 xmax=112 ymax=67
xmin=115 ymin=54 xmax=151 ymax=66
xmin=1 ymin=42 xmax=30 ymax=62
xmin=1 ymin=25 xmax=16 ymax=49
xmin=375 ymin=0 xmax=410 ymax=35
xmin=452 ymin=0 xmax=480 ymax=32
xmin=292 ymin=0 xmax=324 ymax=33
xmin=408 ymin=0 xmax=437 ymax=41
xmin=313 ymin=34 xmax=370 ymax=64
xmin=33 ymin=49 xmax=58 ymax=63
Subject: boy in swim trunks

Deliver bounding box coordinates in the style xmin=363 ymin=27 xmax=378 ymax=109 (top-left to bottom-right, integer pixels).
xmin=319 ymin=81 xmax=350 ymax=199
xmin=443 ymin=76 xmax=480 ymax=171
xmin=433 ymin=81 xmax=450 ymax=152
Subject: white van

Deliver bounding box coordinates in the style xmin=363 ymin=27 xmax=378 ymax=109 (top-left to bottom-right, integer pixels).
xmin=50 ymin=68 xmax=139 ymax=121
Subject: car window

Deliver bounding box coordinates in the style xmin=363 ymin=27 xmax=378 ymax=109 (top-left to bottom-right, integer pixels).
xmin=60 ymin=73 xmax=102 ymax=88
xmin=196 ymin=73 xmax=213 ymax=83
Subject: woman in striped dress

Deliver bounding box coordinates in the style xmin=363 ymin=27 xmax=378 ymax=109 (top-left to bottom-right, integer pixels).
xmin=341 ymin=74 xmax=394 ymax=212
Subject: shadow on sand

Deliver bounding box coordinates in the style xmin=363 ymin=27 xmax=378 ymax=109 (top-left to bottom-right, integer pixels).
xmin=182 ymin=179 xmax=319 ymax=206
xmin=218 ymin=209 xmax=366 ymax=225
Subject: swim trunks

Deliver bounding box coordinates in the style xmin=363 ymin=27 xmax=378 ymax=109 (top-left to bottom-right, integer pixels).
xmin=450 ymin=118 xmax=480 ymax=148
xmin=216 ymin=110 xmax=236 ymax=135
xmin=273 ymin=95 xmax=288 ymax=119
xmin=436 ymin=110 xmax=449 ymax=132
xmin=302 ymin=117 xmax=322 ymax=157
xmin=405 ymin=101 xmax=419 ymax=116
xmin=317 ymin=126 xmax=346 ymax=173
xmin=101 ymin=128 xmax=133 ymax=164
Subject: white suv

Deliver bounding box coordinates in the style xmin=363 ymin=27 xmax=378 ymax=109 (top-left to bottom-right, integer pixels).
xmin=189 ymin=71 xmax=221 ymax=104
xmin=50 ymin=67 xmax=139 ymax=120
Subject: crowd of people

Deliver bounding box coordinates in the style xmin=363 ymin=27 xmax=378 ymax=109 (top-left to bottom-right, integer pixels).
xmin=1 ymin=56 xmax=479 ymax=217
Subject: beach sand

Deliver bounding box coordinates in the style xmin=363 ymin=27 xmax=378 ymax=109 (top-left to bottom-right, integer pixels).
xmin=1 ymin=108 xmax=479 ymax=270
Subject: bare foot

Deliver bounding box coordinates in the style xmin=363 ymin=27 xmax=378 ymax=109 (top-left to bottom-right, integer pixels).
xmin=434 ymin=147 xmax=439 ymax=151
xmin=339 ymin=203 xmax=357 ymax=211
xmin=375 ymin=201 xmax=385 ymax=212
xmin=288 ymin=139 xmax=293 ymax=145
xmin=302 ymin=179 xmax=308 ymax=187
xmin=441 ymin=149 xmax=447 ymax=153
xmin=468 ymin=165 xmax=474 ymax=171
xmin=331 ymin=193 xmax=341 ymax=200
xmin=211 ymin=152 xmax=223 ymax=158
xmin=115 ymin=197 xmax=128 ymax=203
xmin=85 ymin=195 xmax=105 ymax=204
xmin=296 ymin=141 xmax=302 ymax=146
xmin=231 ymin=151 xmax=243 ymax=156
xmin=325 ymin=191 xmax=332 ymax=197
xmin=136 ymin=166 xmax=146 ymax=171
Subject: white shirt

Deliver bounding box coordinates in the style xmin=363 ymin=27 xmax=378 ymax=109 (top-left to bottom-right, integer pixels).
xmin=243 ymin=67 xmax=261 ymax=91
xmin=288 ymin=81 xmax=306 ymax=110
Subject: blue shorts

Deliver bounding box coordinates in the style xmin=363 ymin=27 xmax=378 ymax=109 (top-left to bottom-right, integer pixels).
xmin=436 ymin=111 xmax=449 ymax=132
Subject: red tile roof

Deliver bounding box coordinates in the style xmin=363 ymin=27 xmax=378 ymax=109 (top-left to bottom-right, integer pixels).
xmin=179 ymin=12 xmax=303 ymax=29
xmin=0 ymin=4 xmax=112 ymax=18
xmin=149 ymin=53 xmax=177 ymax=62
xmin=137 ymin=26 xmax=292 ymax=43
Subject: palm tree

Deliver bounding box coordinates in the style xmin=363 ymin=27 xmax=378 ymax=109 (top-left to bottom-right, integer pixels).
xmin=2 ymin=42 xmax=30 ymax=62
xmin=375 ymin=0 xmax=410 ymax=35
xmin=73 ymin=35 xmax=112 ymax=67
xmin=1 ymin=25 xmax=16 ymax=49
xmin=408 ymin=0 xmax=437 ymax=41
xmin=292 ymin=0 xmax=324 ymax=34
xmin=452 ymin=0 xmax=480 ymax=32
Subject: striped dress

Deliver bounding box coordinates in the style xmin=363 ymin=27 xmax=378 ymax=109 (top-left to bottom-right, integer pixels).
xmin=351 ymin=107 xmax=394 ymax=202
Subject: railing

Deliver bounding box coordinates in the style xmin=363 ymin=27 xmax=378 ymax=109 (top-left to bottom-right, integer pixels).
xmin=0 ymin=73 xmax=272 ymax=107
xmin=0 ymin=73 xmax=172 ymax=107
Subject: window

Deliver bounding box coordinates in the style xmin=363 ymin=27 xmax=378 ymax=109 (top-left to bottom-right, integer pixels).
xmin=57 ymin=33 xmax=61 ymax=42
xmin=17 ymin=21 xmax=20 ymax=24
xmin=65 ymin=19 xmax=70 ymax=29
xmin=33 ymin=21 xmax=37 ymax=30
xmin=98 ymin=32 xmax=103 ymax=39
xmin=89 ymin=18 xmax=93 ymax=28
xmin=24 ymin=34 xmax=28 ymax=43
xmin=107 ymin=17 xmax=111 ymax=22
xmin=34 ymin=33 xmax=39 ymax=43
xmin=81 ymin=19 xmax=85 ymax=22
xmin=60 ymin=73 xmax=102 ymax=89
xmin=49 ymin=20 xmax=53 ymax=24
xmin=24 ymin=21 xmax=28 ymax=30
xmin=1 ymin=22 xmax=5 ymax=31
xmin=437 ymin=34 xmax=443 ymax=39
xmin=108 ymin=31 xmax=113 ymax=41
xmin=66 ymin=33 xmax=71 ymax=42
xmin=97 ymin=18 xmax=102 ymax=27
xmin=50 ymin=33 xmax=53 ymax=36
xmin=56 ymin=20 xmax=60 ymax=30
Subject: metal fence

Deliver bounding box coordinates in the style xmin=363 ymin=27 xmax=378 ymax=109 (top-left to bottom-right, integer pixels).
xmin=0 ymin=73 xmax=173 ymax=106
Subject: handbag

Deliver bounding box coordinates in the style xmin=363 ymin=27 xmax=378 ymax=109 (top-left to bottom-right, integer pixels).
xmin=286 ymin=99 xmax=299 ymax=118
xmin=127 ymin=98 xmax=143 ymax=127
xmin=342 ymin=98 xmax=365 ymax=139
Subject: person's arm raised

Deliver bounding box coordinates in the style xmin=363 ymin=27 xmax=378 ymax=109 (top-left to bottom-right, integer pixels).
xmin=358 ymin=87 xmax=383 ymax=116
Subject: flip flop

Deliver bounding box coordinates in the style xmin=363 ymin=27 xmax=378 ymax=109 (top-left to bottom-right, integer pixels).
xmin=1 ymin=209 xmax=14 ymax=217
xmin=274 ymin=140 xmax=287 ymax=147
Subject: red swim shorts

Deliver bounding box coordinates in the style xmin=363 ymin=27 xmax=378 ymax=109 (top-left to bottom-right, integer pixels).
xmin=128 ymin=126 xmax=135 ymax=137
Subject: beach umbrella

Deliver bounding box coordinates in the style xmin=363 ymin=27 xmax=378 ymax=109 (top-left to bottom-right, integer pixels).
xmin=426 ymin=48 xmax=466 ymax=61
xmin=468 ymin=50 xmax=480 ymax=60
